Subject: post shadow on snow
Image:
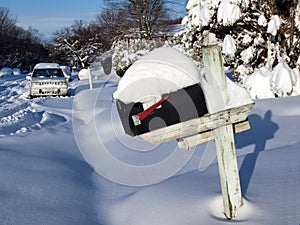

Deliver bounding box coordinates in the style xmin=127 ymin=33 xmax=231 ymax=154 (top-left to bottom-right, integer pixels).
xmin=235 ymin=110 xmax=279 ymax=196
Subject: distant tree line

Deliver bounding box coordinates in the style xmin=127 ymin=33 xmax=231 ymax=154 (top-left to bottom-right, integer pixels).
xmin=2 ymin=0 xmax=299 ymax=79
xmin=0 ymin=7 xmax=49 ymax=72
xmin=50 ymin=0 xmax=182 ymax=70
xmin=0 ymin=1 xmax=182 ymax=72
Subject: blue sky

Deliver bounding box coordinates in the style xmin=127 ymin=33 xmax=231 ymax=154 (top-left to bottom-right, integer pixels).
xmin=0 ymin=0 xmax=186 ymax=40
xmin=0 ymin=0 xmax=104 ymax=39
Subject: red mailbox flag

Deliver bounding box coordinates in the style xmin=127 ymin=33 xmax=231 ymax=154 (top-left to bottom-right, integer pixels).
xmin=132 ymin=96 xmax=169 ymax=125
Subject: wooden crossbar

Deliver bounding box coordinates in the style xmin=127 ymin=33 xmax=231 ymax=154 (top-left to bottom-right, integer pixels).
xmin=140 ymin=103 xmax=254 ymax=145
xmin=177 ymin=119 xmax=250 ymax=150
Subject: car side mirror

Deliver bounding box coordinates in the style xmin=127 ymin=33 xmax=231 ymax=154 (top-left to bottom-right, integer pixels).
xmin=26 ymin=75 xmax=32 ymax=81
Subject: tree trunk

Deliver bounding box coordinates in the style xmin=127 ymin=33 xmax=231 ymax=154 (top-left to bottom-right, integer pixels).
xmin=290 ymin=0 xmax=297 ymax=49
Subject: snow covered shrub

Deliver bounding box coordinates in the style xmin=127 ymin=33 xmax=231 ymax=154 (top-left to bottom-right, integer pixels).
xmin=112 ymin=37 xmax=166 ymax=77
xmin=270 ymin=60 xmax=294 ymax=97
xmin=243 ymin=67 xmax=274 ymax=99
xmin=243 ymin=59 xmax=300 ymax=99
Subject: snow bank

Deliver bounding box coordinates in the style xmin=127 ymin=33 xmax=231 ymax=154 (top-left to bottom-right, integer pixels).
xmin=0 ymin=67 xmax=13 ymax=77
xmin=74 ymin=79 xmax=300 ymax=225
xmin=1 ymin=68 xmax=300 ymax=225
xmin=242 ymin=60 xmax=300 ymax=99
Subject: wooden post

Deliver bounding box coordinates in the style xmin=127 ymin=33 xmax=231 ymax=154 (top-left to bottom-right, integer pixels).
xmin=202 ymin=34 xmax=243 ymax=219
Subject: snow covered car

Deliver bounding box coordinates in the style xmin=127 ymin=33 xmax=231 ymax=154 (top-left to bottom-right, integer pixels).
xmin=27 ymin=63 xmax=68 ymax=97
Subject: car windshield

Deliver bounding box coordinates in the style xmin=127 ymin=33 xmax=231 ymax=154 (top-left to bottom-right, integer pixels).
xmin=32 ymin=68 xmax=64 ymax=78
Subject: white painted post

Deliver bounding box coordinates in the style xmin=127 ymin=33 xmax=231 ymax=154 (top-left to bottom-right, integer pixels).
xmin=88 ymin=67 xmax=93 ymax=90
xmin=202 ymin=33 xmax=243 ymax=219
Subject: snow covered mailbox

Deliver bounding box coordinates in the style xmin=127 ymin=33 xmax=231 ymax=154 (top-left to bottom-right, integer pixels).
xmin=114 ymin=39 xmax=255 ymax=219
xmin=113 ymin=46 xmax=253 ymax=149
xmin=113 ymin=47 xmax=208 ymax=138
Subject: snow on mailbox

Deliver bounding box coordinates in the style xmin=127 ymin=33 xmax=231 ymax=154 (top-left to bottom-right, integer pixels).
xmin=113 ymin=34 xmax=255 ymax=220
xmin=113 ymin=47 xmax=209 ymax=137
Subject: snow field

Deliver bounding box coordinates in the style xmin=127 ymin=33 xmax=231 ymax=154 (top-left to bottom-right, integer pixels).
xmin=0 ymin=63 xmax=299 ymax=225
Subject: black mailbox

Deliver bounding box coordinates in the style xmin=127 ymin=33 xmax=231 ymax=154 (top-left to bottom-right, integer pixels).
xmin=116 ymin=83 xmax=208 ymax=136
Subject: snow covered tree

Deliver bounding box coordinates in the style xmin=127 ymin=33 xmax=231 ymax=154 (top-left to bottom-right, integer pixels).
xmin=99 ymin=0 xmax=176 ymax=40
xmin=126 ymin=0 xmax=170 ymax=38
xmin=107 ymin=0 xmax=182 ymax=76
xmin=172 ymin=0 xmax=300 ymax=81
xmin=51 ymin=20 xmax=104 ymax=69
xmin=95 ymin=1 xmax=132 ymax=50
xmin=112 ymin=34 xmax=167 ymax=76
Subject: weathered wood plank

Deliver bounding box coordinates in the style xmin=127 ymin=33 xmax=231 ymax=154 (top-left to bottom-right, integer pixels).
xmin=177 ymin=120 xmax=250 ymax=150
xmin=202 ymin=36 xmax=243 ymax=219
xmin=233 ymin=119 xmax=250 ymax=133
xmin=213 ymin=125 xmax=243 ymax=218
xmin=140 ymin=103 xmax=254 ymax=144
xmin=177 ymin=130 xmax=213 ymax=150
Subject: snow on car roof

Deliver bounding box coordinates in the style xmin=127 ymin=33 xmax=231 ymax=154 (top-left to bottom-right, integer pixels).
xmin=34 ymin=63 xmax=61 ymax=69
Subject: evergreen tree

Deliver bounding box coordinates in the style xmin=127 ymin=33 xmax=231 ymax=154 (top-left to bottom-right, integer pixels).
xmin=172 ymin=0 xmax=300 ymax=80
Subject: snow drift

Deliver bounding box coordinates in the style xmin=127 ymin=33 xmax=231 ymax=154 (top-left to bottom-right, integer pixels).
xmin=0 ymin=67 xmax=299 ymax=225
xmin=243 ymin=60 xmax=300 ymax=99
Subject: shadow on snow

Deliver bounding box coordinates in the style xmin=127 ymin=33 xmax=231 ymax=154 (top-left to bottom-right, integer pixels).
xmin=235 ymin=110 xmax=279 ymax=196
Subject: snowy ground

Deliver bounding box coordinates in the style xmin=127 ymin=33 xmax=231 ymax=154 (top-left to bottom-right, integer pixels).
xmin=0 ymin=69 xmax=299 ymax=225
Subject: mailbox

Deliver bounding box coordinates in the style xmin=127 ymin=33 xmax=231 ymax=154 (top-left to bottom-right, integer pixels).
xmin=113 ymin=46 xmax=254 ymax=148
xmin=116 ymin=82 xmax=208 ymax=136
xmin=113 ymin=47 xmax=210 ymax=137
